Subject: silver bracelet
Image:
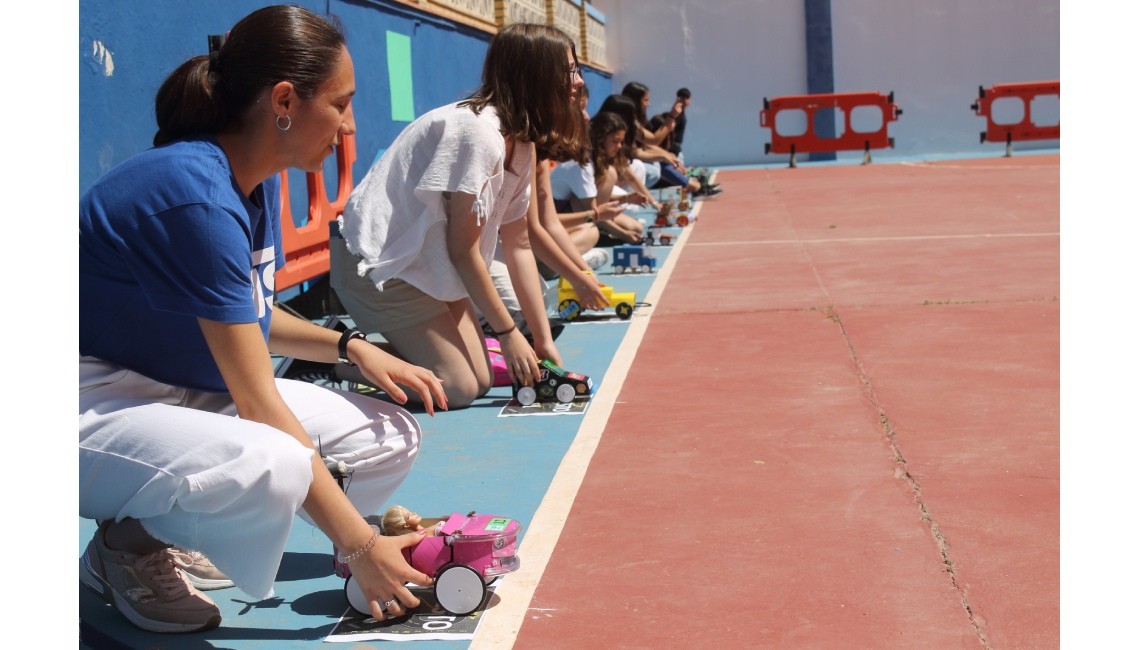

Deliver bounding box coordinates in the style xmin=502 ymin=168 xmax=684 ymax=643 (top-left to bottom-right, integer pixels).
xmin=336 ymin=524 xmax=381 ymax=564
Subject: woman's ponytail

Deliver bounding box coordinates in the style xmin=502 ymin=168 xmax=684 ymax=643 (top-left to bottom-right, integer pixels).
xmin=153 ymin=56 xmax=225 ymax=147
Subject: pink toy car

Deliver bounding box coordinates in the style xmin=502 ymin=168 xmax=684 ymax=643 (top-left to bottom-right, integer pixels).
xmin=340 ymin=512 xmax=521 ymax=617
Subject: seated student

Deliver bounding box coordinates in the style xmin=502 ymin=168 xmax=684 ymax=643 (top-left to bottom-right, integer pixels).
xmin=669 ymin=87 xmax=691 ymax=159
xmin=586 ymin=111 xmax=667 ymax=221
xmin=598 ymin=93 xmax=688 ymax=193
xmin=649 ymin=112 xmax=717 ymax=195
xmin=648 ymin=87 xmax=719 ymax=194
xmin=595 ymin=95 xmax=674 ymax=196
xmin=79 ymin=5 xmax=447 ymax=634
xmin=331 ymin=24 xmax=582 ymax=409
xmin=615 ymin=85 xmax=720 ymax=196
xmin=548 ymin=146 xmax=647 ymax=245
xmin=535 ymin=158 xmax=620 ymax=271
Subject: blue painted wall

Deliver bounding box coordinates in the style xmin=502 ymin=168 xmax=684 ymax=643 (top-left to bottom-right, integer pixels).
xmin=79 ymin=0 xmax=613 ymax=195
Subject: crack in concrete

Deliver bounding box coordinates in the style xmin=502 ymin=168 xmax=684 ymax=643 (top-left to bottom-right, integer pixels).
xmin=825 ymin=305 xmax=993 ymax=650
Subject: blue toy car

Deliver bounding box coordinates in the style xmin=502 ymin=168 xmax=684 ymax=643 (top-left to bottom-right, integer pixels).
xmin=612 ymin=244 xmax=657 ymax=274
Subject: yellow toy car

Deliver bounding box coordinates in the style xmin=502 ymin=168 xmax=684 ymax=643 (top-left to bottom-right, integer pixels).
xmin=556 ymin=276 xmax=636 ymax=321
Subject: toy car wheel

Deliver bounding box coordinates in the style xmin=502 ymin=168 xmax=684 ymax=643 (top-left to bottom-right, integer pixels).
xmin=344 ymin=575 xmax=376 ymax=617
xmin=615 ymin=302 xmax=633 ymax=320
xmin=556 ymin=383 xmax=576 ymax=403
xmin=517 ymin=386 xmax=537 ymax=406
xmin=613 ymin=265 xmax=625 ymax=274
xmin=435 ymin=564 xmax=487 ymax=617
xmin=558 ymin=299 xmax=581 ymax=321
xmin=640 ymin=264 xmax=650 ymax=273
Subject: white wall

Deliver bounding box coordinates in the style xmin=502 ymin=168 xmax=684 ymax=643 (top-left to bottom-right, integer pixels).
xmin=593 ymin=0 xmax=1059 ymax=165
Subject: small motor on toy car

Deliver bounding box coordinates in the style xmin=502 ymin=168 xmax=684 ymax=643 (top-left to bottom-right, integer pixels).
xmin=513 ymin=359 xmax=593 ymax=406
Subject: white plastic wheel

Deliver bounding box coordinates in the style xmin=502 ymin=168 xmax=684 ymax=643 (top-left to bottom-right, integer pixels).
xmin=517 ymin=386 xmax=537 ymax=406
xmin=556 ymin=383 xmax=576 ymax=403
xmin=613 ymin=265 xmax=626 ymax=274
xmin=435 ymin=564 xmax=487 ymax=616
xmin=640 ymin=264 xmax=650 ymax=273
xmin=345 ymin=576 xmax=373 ymax=616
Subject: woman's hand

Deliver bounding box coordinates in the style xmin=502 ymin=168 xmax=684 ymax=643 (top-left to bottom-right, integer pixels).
xmin=350 ymin=341 xmax=447 ymax=415
xmin=348 ymin=531 xmax=434 ymax=621
xmin=499 ymin=327 xmax=540 ymax=386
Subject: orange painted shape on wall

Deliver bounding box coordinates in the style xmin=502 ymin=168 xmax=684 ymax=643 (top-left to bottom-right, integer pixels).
xmin=275 ymin=133 xmax=357 ymax=292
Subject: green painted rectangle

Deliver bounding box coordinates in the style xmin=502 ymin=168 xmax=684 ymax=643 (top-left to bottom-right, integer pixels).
xmin=386 ymin=31 xmax=415 ymax=122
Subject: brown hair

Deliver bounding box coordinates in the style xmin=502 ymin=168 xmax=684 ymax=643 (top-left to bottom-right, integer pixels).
xmin=589 ymin=111 xmax=629 ymax=182
xmin=153 ymin=4 xmax=346 ymax=146
xmin=620 ymin=81 xmax=651 ymax=126
xmin=461 ymin=23 xmax=587 ymax=163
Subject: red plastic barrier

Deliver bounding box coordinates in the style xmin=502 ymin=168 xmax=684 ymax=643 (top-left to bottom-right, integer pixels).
xmin=759 ymin=91 xmax=902 ymax=166
xmin=971 ymin=81 xmax=1059 ymax=154
xmin=275 ymin=133 xmax=357 ymax=291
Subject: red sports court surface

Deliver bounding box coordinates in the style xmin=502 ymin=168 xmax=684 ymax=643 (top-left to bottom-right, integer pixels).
xmin=495 ymin=155 xmax=1059 ymax=648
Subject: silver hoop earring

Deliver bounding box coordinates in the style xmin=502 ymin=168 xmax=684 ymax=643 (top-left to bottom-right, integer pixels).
xmin=276 ymin=114 xmax=292 ymax=131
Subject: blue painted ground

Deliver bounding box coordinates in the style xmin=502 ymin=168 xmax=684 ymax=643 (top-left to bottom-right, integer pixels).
xmin=79 ymin=196 xmax=684 ymax=649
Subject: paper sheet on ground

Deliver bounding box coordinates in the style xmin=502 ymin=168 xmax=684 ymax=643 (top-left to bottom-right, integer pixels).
xmin=326 ymin=582 xmax=499 ymax=642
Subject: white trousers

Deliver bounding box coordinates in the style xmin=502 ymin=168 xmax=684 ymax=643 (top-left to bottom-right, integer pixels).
xmin=78 ymin=356 xmax=422 ymax=599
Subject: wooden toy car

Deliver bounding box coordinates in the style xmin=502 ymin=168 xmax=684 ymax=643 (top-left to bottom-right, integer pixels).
xmin=556 ymin=276 xmax=635 ymax=321
xmin=654 ymin=208 xmax=689 ymax=227
xmin=513 ymin=358 xmax=593 ymax=406
xmin=648 ymin=231 xmax=674 ymax=246
xmin=612 ymin=244 xmax=657 ymax=274
xmin=341 ymin=512 xmax=521 ymax=617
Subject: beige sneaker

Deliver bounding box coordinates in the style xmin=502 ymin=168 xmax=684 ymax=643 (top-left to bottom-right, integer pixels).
xmin=80 ymin=524 xmax=221 ymax=633
xmin=169 ymin=548 xmax=235 ymax=591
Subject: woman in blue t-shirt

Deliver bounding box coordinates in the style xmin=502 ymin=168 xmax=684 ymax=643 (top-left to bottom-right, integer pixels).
xmin=79 ymin=5 xmax=446 ymax=634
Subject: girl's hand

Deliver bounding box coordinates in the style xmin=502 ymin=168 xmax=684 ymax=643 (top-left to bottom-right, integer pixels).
xmin=596 ymin=200 xmax=626 ymax=221
xmin=570 ymin=272 xmax=607 ymax=312
xmin=532 ymin=336 xmax=562 ymax=368
xmin=499 ymin=327 xmax=540 ymax=386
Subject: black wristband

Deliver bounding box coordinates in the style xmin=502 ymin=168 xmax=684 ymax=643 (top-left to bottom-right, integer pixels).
xmin=338 ymin=329 xmax=367 ymax=366
xmin=492 ymin=323 xmax=517 ymax=338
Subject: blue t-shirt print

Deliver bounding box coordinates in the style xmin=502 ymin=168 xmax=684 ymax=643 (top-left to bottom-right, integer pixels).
xmin=252 ymin=244 xmax=277 ymax=320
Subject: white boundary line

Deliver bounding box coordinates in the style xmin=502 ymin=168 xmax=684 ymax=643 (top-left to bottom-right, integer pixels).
xmin=469 ymin=199 xmax=705 ymax=648
xmin=686 ymin=232 xmax=1058 ymax=246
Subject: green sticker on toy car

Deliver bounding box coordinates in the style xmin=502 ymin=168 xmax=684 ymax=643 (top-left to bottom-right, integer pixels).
xmin=484 ymin=518 xmax=511 ymax=532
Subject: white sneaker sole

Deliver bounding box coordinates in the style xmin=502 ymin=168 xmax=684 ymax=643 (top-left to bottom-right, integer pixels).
xmin=182 ymin=572 xmax=235 ymax=591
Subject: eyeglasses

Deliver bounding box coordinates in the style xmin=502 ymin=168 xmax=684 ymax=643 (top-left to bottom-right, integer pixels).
xmin=568 ymin=64 xmax=581 ymax=81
